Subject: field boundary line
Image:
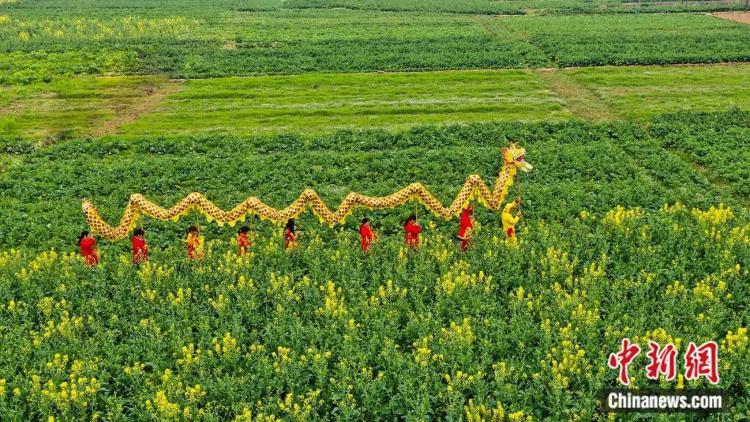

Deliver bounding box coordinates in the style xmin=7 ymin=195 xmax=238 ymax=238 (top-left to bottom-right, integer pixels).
xmin=533 ymin=69 xmax=619 ymax=120
xmin=87 ymin=79 xmax=185 ymax=138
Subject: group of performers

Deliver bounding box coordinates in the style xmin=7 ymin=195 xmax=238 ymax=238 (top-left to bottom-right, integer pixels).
xmin=77 ymin=199 xmax=523 ymax=267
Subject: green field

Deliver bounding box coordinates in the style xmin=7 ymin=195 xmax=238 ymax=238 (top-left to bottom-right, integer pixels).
xmin=1 ymin=0 xmax=750 ymax=420
xmin=2 ymin=63 xmax=750 ymax=139
xmin=2 ymin=1 xmax=750 ymax=83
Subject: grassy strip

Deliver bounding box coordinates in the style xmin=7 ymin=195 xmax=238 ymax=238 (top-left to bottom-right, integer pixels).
xmin=3 ymin=64 xmax=750 ymax=139
xmin=0 ymin=76 xmax=172 ymax=141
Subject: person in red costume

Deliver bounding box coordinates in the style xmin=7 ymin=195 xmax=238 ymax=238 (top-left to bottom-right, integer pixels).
xmin=185 ymin=225 xmax=204 ymax=260
xmin=132 ymin=227 xmax=148 ymax=265
xmin=284 ymin=219 xmax=299 ymax=250
xmin=404 ymin=214 xmax=421 ymax=250
xmin=78 ymin=231 xmax=99 ymax=267
xmin=457 ymin=205 xmax=474 ymax=252
xmin=237 ymin=226 xmax=251 ymax=256
xmin=359 ymin=218 xmax=377 ymax=252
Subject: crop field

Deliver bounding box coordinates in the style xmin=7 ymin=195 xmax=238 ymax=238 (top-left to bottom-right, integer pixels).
xmin=3 ymin=64 xmax=750 ymax=139
xmin=1 ymin=0 xmax=750 ymax=420
xmin=0 ymin=202 xmax=748 ymax=420
xmin=3 ymin=1 xmax=750 ymax=82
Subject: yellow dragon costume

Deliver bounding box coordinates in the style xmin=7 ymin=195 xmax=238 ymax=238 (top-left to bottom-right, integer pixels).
xmin=82 ymin=144 xmax=532 ymax=240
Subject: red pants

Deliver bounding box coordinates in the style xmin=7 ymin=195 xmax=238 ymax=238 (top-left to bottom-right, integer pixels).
xmin=84 ymin=254 xmax=99 ymax=267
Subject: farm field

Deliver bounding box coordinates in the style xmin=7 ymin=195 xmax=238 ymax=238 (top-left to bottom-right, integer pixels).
xmin=2 ymin=2 xmax=750 ymax=82
xmin=0 ymin=203 xmax=747 ymax=420
xmin=1 ymin=0 xmax=750 ymax=420
xmin=2 ymin=63 xmax=750 ymax=139
xmin=1 ymin=109 xmax=749 ymax=418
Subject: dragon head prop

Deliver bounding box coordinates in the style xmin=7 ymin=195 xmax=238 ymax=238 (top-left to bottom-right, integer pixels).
xmin=502 ymin=144 xmax=533 ymax=173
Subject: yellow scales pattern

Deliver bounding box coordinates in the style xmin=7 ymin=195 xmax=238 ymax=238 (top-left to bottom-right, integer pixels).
xmin=82 ymin=144 xmax=533 ymax=240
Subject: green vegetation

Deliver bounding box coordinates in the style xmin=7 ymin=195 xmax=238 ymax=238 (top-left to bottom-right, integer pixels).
xmin=280 ymin=0 xmax=706 ymax=15
xmin=117 ymin=70 xmax=570 ymax=137
xmin=0 ymin=200 xmax=747 ymax=419
xmin=493 ymin=13 xmax=750 ymax=67
xmin=2 ymin=2 xmax=750 ymax=83
xmin=1 ymin=1 xmax=749 ymax=420
xmin=9 ymin=0 xmax=748 ymax=15
xmin=652 ymin=111 xmax=750 ymax=198
xmin=0 ymin=76 xmax=171 ymax=140
xmin=3 ymin=64 xmax=750 ymax=139
xmin=564 ymin=64 xmax=750 ymax=119
xmin=0 ymin=9 xmax=550 ymax=84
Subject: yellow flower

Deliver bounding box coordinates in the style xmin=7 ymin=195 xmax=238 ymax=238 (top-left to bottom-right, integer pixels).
xmin=602 ymin=206 xmax=642 ymax=229
xmin=440 ymin=318 xmax=475 ymax=346
xmin=692 ymin=204 xmax=733 ymax=226
xmin=722 ymin=327 xmax=748 ymax=355
xmin=213 ymin=333 xmax=238 ymax=356
xmin=316 ymin=281 xmax=346 ymax=317
xmin=146 ymin=390 xmax=180 ymax=419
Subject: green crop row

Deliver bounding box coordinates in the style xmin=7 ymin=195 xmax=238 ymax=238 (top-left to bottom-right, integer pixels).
xmin=496 ymin=13 xmax=750 ymax=67
xmin=2 ymin=5 xmax=750 ymax=83
xmin=9 ymin=0 xmax=747 ymax=16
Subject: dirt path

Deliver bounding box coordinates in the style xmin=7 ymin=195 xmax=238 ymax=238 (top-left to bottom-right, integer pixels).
xmin=87 ymin=80 xmax=184 ymax=138
xmin=533 ymin=69 xmax=619 ymax=120
xmin=712 ymin=12 xmax=750 ymax=25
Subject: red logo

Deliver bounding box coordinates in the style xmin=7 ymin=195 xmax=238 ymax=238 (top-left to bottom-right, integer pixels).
xmin=609 ymin=339 xmax=719 ymax=385
xmin=608 ymin=338 xmax=641 ymax=385
xmin=645 ymin=341 xmax=678 ymax=381
xmin=684 ymin=341 xmax=720 ymax=384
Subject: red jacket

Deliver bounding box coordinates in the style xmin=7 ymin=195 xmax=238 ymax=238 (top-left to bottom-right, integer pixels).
xmin=360 ymin=224 xmax=374 ymax=252
xmin=458 ymin=208 xmax=473 ymax=238
xmin=284 ymin=228 xmax=297 ymax=250
xmin=79 ymin=237 xmax=99 ymax=266
xmin=132 ymin=236 xmax=148 ymax=264
xmin=237 ymin=233 xmax=250 ymax=255
xmin=404 ymin=221 xmax=421 ymax=248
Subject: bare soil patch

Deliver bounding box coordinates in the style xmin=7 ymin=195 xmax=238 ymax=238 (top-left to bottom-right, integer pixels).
xmin=713 ymin=12 xmax=750 ymax=25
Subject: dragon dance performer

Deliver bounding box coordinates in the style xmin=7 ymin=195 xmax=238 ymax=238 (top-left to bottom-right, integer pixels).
xmin=132 ymin=227 xmax=149 ymax=265
xmin=237 ymin=226 xmax=252 ymax=256
xmin=359 ymin=218 xmax=377 ymax=252
xmin=185 ymin=225 xmax=205 ymax=260
xmin=284 ymin=219 xmax=299 ymax=250
xmin=457 ymin=205 xmax=474 ymax=252
xmin=404 ymin=214 xmax=422 ymax=250
xmin=502 ymin=198 xmax=522 ymax=240
xmin=78 ymin=231 xmax=99 ymax=267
